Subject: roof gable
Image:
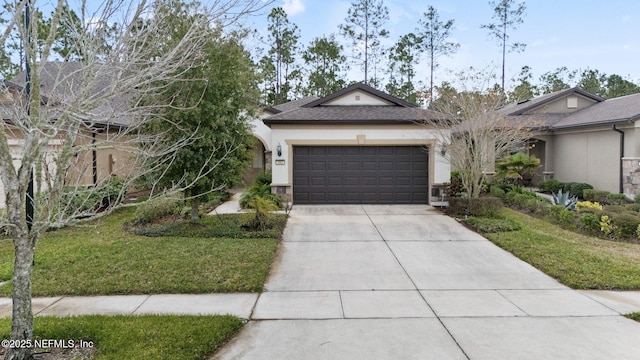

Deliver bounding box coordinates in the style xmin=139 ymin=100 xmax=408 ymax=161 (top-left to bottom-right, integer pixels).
xmin=303 ymin=82 xmax=415 ymax=108
xmin=502 ymin=87 xmax=604 ymax=116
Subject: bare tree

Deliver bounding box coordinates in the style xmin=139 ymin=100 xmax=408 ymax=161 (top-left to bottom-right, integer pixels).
xmin=0 ymin=0 xmax=271 ymax=359
xmin=426 ymin=68 xmax=539 ymax=198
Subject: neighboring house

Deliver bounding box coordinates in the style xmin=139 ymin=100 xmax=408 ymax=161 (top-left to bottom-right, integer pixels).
xmin=501 ymin=87 xmax=640 ymax=197
xmin=251 ymin=83 xmax=450 ymax=204
xmin=0 ymin=62 xmax=135 ymax=209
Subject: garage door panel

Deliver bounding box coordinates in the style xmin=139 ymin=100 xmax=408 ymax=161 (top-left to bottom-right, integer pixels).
xmin=293 ymin=146 xmax=429 ymax=204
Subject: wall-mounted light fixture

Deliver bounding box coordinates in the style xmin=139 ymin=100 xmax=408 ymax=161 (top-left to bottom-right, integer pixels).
xmin=276 ymin=143 xmax=282 ymax=157
xmin=439 ymin=144 xmax=448 ymax=156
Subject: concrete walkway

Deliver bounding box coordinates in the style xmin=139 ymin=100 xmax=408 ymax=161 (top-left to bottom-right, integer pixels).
xmin=213 ymin=204 xmax=640 ymax=360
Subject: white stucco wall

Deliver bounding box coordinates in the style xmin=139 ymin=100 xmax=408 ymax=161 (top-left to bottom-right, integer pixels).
xmin=268 ymin=125 xmax=450 ymax=191
xmin=250 ymin=115 xmax=272 ymax=150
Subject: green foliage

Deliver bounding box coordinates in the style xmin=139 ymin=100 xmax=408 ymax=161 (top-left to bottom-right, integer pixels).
xmin=302 ymin=35 xmax=347 ymax=97
xmin=134 ymin=194 xmax=184 ymax=225
xmin=578 ymin=212 xmax=601 ymax=235
xmin=606 ymin=193 xmax=629 ymax=205
xmin=464 ymin=216 xmax=521 ymax=233
xmin=386 ymin=33 xmax=423 ymax=104
xmin=564 ymin=182 xmax=593 ymax=199
xmin=141 ymin=10 xmax=257 ymax=207
xmin=495 ymin=152 xmax=540 ymax=183
xmin=0 ymin=315 xmax=244 ymax=360
xmin=254 ymin=172 xmax=273 ymax=186
xmin=600 ymin=215 xmax=614 ymax=236
xmin=552 ymin=189 xmax=578 ymax=210
xmin=612 ymin=213 xmax=640 ymax=239
xmin=260 ymin=7 xmax=302 ymax=104
xmin=243 ymin=196 xmax=280 ymax=231
xmin=549 ymin=205 xmax=575 ymax=229
xmin=538 ymin=179 xmax=562 ymax=193
xmin=635 ymin=193 xmax=640 ymax=204
xmin=53 ymin=177 xmax=127 ymax=219
xmin=576 ymin=201 xmax=603 ymax=212
xmin=240 ymin=183 xmax=282 ymax=209
xmin=339 ymin=0 xmax=390 ymax=87
xmin=489 ymin=185 xmax=506 ymax=198
xmin=467 ymin=197 xmax=503 ymax=218
xmin=447 ymin=170 xmax=465 ymax=196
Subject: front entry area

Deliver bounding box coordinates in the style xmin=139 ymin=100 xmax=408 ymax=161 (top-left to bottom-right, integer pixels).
xmin=292 ymin=145 xmax=429 ymax=204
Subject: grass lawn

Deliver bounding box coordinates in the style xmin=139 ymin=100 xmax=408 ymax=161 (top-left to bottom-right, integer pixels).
xmin=0 ymin=315 xmax=243 ymax=360
xmin=0 ymin=207 xmax=286 ymax=296
xmin=480 ymin=208 xmax=640 ymax=290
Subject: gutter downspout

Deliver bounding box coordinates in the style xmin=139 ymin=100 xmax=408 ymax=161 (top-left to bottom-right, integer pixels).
xmin=612 ymin=125 xmax=624 ymax=194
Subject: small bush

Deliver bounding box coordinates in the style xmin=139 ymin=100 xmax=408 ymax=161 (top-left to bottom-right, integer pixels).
xmin=576 ymin=201 xmax=603 ymax=212
xmin=538 ymin=179 xmax=562 ymax=193
xmin=240 ymin=183 xmax=282 ymax=209
xmin=600 ymin=215 xmax=614 ymax=236
xmin=612 ymin=213 xmax=640 ymax=239
xmin=592 ymin=190 xmax=611 ymax=204
xmin=583 ymin=189 xmax=596 ymax=201
xmin=489 ymin=185 xmax=506 ymax=198
xmin=468 ymin=197 xmax=503 ymax=217
xmin=568 ymin=183 xmax=593 ymax=199
xmin=635 ymin=193 xmax=640 ymax=204
xmin=625 ymin=203 xmax=640 ymax=213
xmin=254 ymin=172 xmax=273 ymax=186
xmin=242 ymin=196 xmax=280 ymax=231
xmin=448 ymin=171 xmax=465 ymax=197
xmin=549 ymin=205 xmax=576 ymax=229
xmin=606 ymin=193 xmax=629 ymax=205
xmin=524 ymin=198 xmax=549 ymax=215
xmin=464 ymin=217 xmax=521 ymax=233
xmin=134 ymin=194 xmax=184 ymax=224
xmin=578 ymin=212 xmax=601 ymax=235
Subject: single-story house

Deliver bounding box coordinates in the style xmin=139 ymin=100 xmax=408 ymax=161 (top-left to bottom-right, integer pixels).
xmin=501 ymin=87 xmax=640 ymax=197
xmin=250 ymin=83 xmax=451 ymax=204
xmin=0 ymin=62 xmax=135 ymax=209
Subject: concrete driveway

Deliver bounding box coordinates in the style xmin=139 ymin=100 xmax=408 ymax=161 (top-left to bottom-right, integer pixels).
xmin=213 ymin=205 xmax=640 ymax=360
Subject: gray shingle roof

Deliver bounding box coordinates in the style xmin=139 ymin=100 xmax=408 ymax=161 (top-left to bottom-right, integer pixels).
xmin=552 ymin=92 xmax=640 ymax=129
xmin=500 ymin=87 xmax=604 ymax=116
xmin=271 ymin=96 xmax=319 ymax=113
xmin=263 ymin=83 xmax=445 ymax=126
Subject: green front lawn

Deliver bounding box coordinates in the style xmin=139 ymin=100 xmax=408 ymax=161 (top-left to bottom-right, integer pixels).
xmin=481 ymin=208 xmax=640 ymax=290
xmin=0 ymin=315 xmax=243 ymax=360
xmin=0 ymin=207 xmax=286 ymax=296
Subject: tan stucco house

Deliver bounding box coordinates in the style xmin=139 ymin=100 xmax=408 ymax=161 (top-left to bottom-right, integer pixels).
xmin=1 ymin=62 xmax=135 ymax=208
xmin=501 ymin=87 xmax=640 ymax=197
xmin=250 ymin=83 xmax=450 ymax=204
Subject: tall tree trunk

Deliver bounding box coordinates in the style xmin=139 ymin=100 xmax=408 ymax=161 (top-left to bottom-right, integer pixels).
xmin=6 ymin=232 xmax=35 ymax=360
xmin=190 ymin=197 xmax=199 ymax=224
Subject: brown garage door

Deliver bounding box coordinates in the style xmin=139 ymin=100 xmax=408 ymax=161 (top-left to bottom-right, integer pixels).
xmin=293 ymin=146 xmax=429 ymax=204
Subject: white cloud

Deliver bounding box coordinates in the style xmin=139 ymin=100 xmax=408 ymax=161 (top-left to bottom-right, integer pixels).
xmin=283 ymin=0 xmax=305 ymax=16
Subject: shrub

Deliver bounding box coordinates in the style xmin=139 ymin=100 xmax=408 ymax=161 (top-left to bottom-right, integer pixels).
xmin=568 ymin=183 xmax=593 ymax=199
xmin=612 ymin=213 xmax=640 ymax=239
xmin=467 ymin=197 xmax=502 ymax=218
xmin=524 ymin=198 xmax=549 ymax=215
xmin=254 ymin=172 xmax=272 ymax=186
xmin=635 ymin=193 xmax=640 ymax=204
xmin=448 ymin=171 xmax=465 ymax=197
xmin=464 ymin=217 xmax=521 ymax=233
xmin=600 ymin=215 xmax=614 ymax=236
xmin=636 ymin=224 xmax=640 ymax=238
xmin=576 ymin=201 xmax=603 ymax=212
xmin=489 ymin=185 xmax=506 ymax=198
xmin=592 ymin=190 xmax=611 ymax=204
xmin=240 ymin=183 xmax=282 ymax=209
xmin=134 ymin=194 xmax=184 ymax=224
xmin=538 ymin=179 xmax=562 ymax=193
xmin=549 ymin=205 xmax=575 ymax=229
xmin=606 ymin=193 xmax=629 ymax=205
xmin=625 ymin=203 xmax=640 ymax=213
xmin=552 ymin=189 xmax=578 ymax=210
xmin=242 ymin=196 xmax=280 ymax=231
xmin=579 ymin=212 xmax=601 ymax=235
xmin=583 ymin=189 xmax=596 ymax=201
xmin=494 ymin=152 xmax=540 ymax=184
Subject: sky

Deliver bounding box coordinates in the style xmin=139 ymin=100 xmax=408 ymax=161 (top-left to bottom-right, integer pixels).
xmin=241 ymin=0 xmax=640 ymax=90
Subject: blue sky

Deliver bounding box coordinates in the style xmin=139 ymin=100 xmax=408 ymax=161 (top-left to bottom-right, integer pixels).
xmin=243 ymin=0 xmax=640 ymax=89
